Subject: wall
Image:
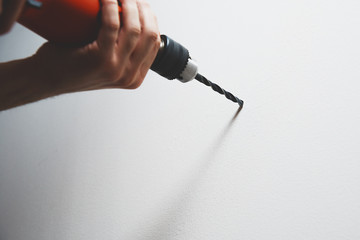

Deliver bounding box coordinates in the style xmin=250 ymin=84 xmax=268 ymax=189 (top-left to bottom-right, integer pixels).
xmin=1 ymin=0 xmax=360 ymax=239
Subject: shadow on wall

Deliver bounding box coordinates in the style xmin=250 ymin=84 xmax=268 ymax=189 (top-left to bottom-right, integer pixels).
xmin=142 ymin=107 xmax=242 ymax=240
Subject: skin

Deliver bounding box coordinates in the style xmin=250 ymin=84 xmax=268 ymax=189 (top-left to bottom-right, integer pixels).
xmin=0 ymin=0 xmax=27 ymax=34
xmin=0 ymin=0 xmax=161 ymax=111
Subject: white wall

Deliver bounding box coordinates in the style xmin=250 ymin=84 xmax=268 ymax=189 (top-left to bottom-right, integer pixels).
xmin=1 ymin=0 xmax=360 ymax=239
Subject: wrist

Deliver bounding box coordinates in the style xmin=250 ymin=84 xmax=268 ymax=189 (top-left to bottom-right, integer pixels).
xmin=0 ymin=56 xmax=61 ymax=110
xmin=31 ymin=43 xmax=104 ymax=95
xmin=23 ymin=55 xmax=63 ymax=100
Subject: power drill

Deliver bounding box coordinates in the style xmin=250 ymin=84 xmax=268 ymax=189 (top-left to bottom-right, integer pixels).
xmin=19 ymin=0 xmax=243 ymax=107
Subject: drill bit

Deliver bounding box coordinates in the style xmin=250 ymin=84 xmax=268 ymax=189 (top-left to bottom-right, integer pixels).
xmin=151 ymin=35 xmax=244 ymax=108
xmin=195 ymin=74 xmax=244 ymax=108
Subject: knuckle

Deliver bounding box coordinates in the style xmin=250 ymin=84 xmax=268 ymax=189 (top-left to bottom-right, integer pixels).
xmin=120 ymin=75 xmax=135 ymax=88
xmin=150 ymin=33 xmax=161 ymax=53
xmin=126 ymin=26 xmax=141 ymax=38
xmin=119 ymin=69 xmax=144 ymax=89
xmin=128 ymin=82 xmax=142 ymax=89
xmin=145 ymin=30 xmax=159 ymax=43
xmin=103 ymin=21 xmax=120 ymax=32
xmin=127 ymin=78 xmax=143 ymax=89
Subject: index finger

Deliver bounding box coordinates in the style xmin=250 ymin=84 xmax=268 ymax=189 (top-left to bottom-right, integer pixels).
xmin=97 ymin=0 xmax=121 ymax=55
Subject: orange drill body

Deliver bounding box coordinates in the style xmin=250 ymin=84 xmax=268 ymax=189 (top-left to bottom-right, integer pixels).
xmin=19 ymin=0 xmax=121 ymax=44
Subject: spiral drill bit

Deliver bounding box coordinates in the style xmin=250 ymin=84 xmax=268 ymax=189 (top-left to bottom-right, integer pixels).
xmin=151 ymin=35 xmax=244 ymax=108
xmin=195 ymin=73 xmax=244 ymax=108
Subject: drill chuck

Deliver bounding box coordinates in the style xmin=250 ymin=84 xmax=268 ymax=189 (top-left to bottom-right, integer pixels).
xmin=151 ymin=35 xmax=198 ymax=83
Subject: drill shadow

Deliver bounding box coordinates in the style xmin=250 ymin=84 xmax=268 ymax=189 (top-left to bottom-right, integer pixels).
xmin=204 ymin=106 xmax=242 ymax=163
xmin=142 ymin=107 xmax=242 ymax=240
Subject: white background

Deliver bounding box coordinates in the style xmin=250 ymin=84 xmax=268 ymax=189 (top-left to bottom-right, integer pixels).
xmin=1 ymin=0 xmax=360 ymax=239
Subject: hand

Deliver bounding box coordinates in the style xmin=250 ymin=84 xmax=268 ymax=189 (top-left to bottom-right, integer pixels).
xmin=0 ymin=0 xmax=27 ymax=34
xmin=31 ymin=0 xmax=161 ymax=94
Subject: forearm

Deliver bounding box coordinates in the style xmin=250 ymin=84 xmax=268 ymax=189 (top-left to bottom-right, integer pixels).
xmin=0 ymin=57 xmax=59 ymax=111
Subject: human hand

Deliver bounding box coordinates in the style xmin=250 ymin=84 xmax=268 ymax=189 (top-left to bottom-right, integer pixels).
xmin=0 ymin=0 xmax=27 ymax=34
xmin=30 ymin=0 xmax=160 ymax=95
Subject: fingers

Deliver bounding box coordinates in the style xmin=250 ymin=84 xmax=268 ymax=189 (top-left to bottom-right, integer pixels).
xmin=0 ymin=0 xmax=27 ymax=34
xmin=126 ymin=3 xmax=160 ymax=88
xmin=119 ymin=0 xmax=160 ymax=89
xmin=96 ymin=0 xmax=160 ymax=89
xmin=130 ymin=1 xmax=160 ymax=64
xmin=117 ymin=0 xmax=142 ymax=58
xmin=97 ymin=0 xmax=121 ymax=55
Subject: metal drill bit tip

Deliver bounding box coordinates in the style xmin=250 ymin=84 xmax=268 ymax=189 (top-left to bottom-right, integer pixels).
xmin=195 ymin=74 xmax=244 ymax=108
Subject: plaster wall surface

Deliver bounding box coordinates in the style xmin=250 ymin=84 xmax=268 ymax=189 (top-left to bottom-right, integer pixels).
xmin=1 ymin=0 xmax=360 ymax=239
